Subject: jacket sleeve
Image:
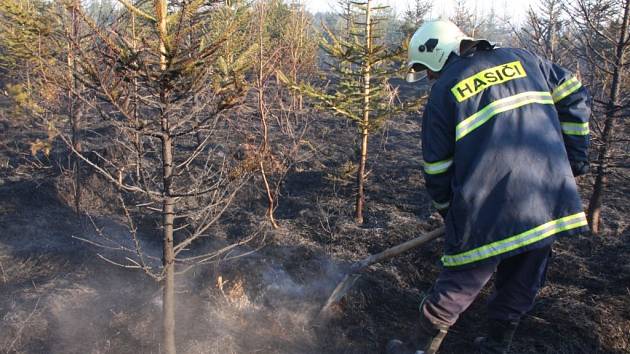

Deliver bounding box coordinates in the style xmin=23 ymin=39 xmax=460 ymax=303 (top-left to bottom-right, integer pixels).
xmin=542 ymin=59 xmax=592 ymax=175
xmin=422 ymin=100 xmax=455 ymax=212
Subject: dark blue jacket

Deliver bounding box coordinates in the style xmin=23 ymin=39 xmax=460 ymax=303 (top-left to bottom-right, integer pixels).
xmin=422 ymin=47 xmax=591 ymax=268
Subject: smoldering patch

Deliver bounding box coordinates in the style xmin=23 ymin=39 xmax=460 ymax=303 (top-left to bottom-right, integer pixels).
xmin=171 ymin=246 xmax=349 ymax=354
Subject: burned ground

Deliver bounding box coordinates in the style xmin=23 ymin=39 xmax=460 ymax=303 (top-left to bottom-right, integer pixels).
xmin=0 ymin=108 xmax=628 ymax=354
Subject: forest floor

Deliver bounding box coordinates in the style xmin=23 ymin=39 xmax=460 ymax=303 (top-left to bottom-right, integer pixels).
xmin=0 ymin=105 xmax=629 ymax=354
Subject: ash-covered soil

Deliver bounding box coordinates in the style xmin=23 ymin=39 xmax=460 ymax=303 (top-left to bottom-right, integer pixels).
xmin=0 ymin=110 xmax=628 ymax=354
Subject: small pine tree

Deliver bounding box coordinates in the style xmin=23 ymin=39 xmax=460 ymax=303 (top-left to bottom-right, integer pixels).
xmin=0 ymin=0 xmax=60 ymax=121
xmin=566 ymin=0 xmax=630 ymax=234
xmin=60 ymin=1 xmax=257 ymax=353
xmin=450 ymin=0 xmax=484 ymax=37
xmin=282 ymin=1 xmax=318 ymax=110
xmin=400 ymin=0 xmax=433 ymax=38
xmin=517 ymin=0 xmax=567 ymax=62
xmin=0 ymin=0 xmax=85 ymax=212
xmin=279 ymin=0 xmax=408 ymax=224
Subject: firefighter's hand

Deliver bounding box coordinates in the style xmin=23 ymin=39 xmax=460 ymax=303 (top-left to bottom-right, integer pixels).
xmin=570 ymin=160 xmax=589 ymax=177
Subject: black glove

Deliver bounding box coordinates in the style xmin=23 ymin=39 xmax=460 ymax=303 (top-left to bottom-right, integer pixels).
xmin=437 ymin=208 xmax=449 ymax=220
xmin=570 ymin=160 xmax=589 ymax=177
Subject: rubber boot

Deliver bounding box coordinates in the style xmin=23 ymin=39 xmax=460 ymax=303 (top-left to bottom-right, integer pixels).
xmin=474 ymin=319 xmax=519 ymax=354
xmin=386 ymin=313 xmax=449 ymax=354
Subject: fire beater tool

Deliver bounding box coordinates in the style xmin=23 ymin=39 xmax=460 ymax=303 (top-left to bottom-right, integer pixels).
xmin=317 ymin=226 xmax=445 ymax=321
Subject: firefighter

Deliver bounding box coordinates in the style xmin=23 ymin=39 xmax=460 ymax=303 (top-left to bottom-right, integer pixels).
xmin=387 ymin=20 xmax=591 ymax=354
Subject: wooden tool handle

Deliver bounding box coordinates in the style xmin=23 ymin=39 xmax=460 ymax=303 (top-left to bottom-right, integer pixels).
xmin=317 ymin=226 xmax=445 ymax=320
xmin=357 ymin=226 xmax=445 ymax=270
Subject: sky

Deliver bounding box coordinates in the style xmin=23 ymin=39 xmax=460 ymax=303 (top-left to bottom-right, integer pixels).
xmin=303 ymin=0 xmax=536 ymax=24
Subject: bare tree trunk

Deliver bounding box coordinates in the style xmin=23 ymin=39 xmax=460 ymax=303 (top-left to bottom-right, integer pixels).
xmin=69 ymin=6 xmax=82 ymax=214
xmin=546 ymin=0 xmax=557 ymax=62
xmin=258 ymin=93 xmax=279 ymax=228
xmin=71 ymin=106 xmax=83 ymax=213
xmin=355 ymin=128 xmax=368 ymax=224
xmin=346 ymin=1 xmax=352 ymax=38
xmin=162 ymin=136 xmax=176 ymax=354
xmin=257 ymin=3 xmax=279 ymax=229
xmin=155 ymin=1 xmax=176 ymax=353
xmin=587 ymin=0 xmax=629 ymax=234
xmin=131 ymin=12 xmax=142 ymax=180
xmin=355 ymin=0 xmax=371 ymax=224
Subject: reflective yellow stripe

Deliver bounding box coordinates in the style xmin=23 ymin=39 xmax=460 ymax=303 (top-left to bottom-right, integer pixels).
xmin=561 ymin=122 xmax=589 ymax=136
xmin=455 ymin=91 xmax=554 ymax=141
xmin=432 ymin=200 xmax=450 ymax=210
xmin=451 ymin=61 xmax=528 ymax=102
xmin=424 ymin=158 xmax=453 ymax=175
xmin=441 ymin=212 xmax=588 ymax=267
xmin=552 ymin=77 xmax=582 ymax=103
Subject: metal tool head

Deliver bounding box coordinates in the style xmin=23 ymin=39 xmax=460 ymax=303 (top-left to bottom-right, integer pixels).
xmin=316 ymin=273 xmax=362 ymax=322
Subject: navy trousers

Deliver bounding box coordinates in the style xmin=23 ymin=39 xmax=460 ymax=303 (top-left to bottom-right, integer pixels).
xmin=422 ymin=245 xmax=552 ymax=326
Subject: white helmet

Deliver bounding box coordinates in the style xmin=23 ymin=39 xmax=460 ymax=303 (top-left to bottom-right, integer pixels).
xmin=406 ymin=20 xmax=472 ymax=82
